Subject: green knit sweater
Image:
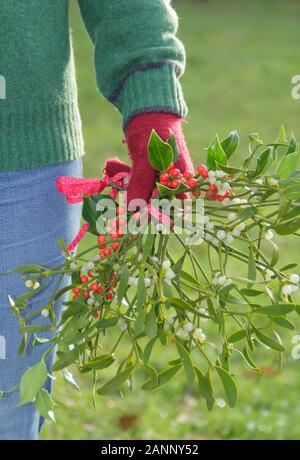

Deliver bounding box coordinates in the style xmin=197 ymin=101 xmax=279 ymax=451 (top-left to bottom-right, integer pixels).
xmin=0 ymin=0 xmax=187 ymax=173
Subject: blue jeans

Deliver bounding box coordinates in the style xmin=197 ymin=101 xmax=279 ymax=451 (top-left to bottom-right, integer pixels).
xmin=0 ymin=160 xmax=82 ymax=440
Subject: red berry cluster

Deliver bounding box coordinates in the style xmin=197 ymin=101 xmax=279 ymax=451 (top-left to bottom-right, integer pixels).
xmin=96 ymin=206 xmax=127 ymax=258
xmin=158 ymin=162 xmax=230 ymax=201
xmin=205 ymin=184 xmax=231 ymax=201
xmin=72 ymin=271 xmax=118 ymax=317
xmin=159 ymin=163 xmax=183 ymax=189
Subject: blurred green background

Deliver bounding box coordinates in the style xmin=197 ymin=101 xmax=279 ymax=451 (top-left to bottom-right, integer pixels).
xmin=42 ymin=0 xmax=300 ymax=440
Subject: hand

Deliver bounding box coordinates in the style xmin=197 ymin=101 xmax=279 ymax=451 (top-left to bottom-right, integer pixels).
xmin=125 ymin=112 xmax=194 ymax=204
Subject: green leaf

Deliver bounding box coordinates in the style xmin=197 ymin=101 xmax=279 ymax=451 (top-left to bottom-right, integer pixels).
xmin=215 ymin=366 xmax=238 ymax=408
xmin=60 ymin=368 xmax=80 ymax=391
xmin=286 ymin=133 xmax=298 ymax=155
xmin=135 ymin=309 xmax=146 ymax=337
xmin=247 ymin=247 xmax=256 ymax=285
xmin=275 ymin=124 xmax=287 ymax=144
xmin=157 ymin=364 xmax=182 ymax=387
xmin=228 ymin=330 xmax=247 ymax=343
xmin=195 ymin=367 xmax=215 ymax=410
xmin=148 ymin=129 xmax=174 ymax=171
xmin=56 ymin=238 xmax=67 ymax=253
xmin=117 ymin=265 xmax=129 ymax=306
xmin=97 ymin=365 xmax=134 ymax=395
xmin=145 ymin=306 xmax=157 ymax=339
xmin=254 ymin=304 xmax=294 ymax=316
xmin=143 ymin=231 xmax=156 ymax=261
xmin=168 ymin=297 xmax=204 ymax=317
xmin=252 ymin=147 xmax=273 ymax=178
xmin=143 ymin=338 xmax=157 ymax=365
xmin=141 ymin=365 xmax=159 ymax=390
xmin=242 ymin=347 xmax=260 ymax=373
xmin=239 ymin=289 xmax=264 ymax=297
xmin=175 ymin=339 xmax=194 ymax=385
xmin=254 ymin=329 xmax=285 ymax=352
xmin=221 ymin=130 xmax=239 ymax=159
xmin=167 ymin=132 xmax=180 ymax=163
xmin=82 ymin=196 xmax=100 ymax=235
xmin=207 ymin=135 xmax=227 ymax=171
xmin=276 ymin=150 xmax=299 ymax=178
xmin=51 ymin=348 xmax=80 ymax=372
xmin=273 ymin=218 xmax=300 ymax=235
xmin=136 ymin=273 xmax=146 ymax=310
xmin=35 ymin=389 xmax=55 ymax=422
xmin=80 ymin=355 xmax=115 ymax=373
xmin=19 ymin=359 xmax=48 ymax=405
xmin=273 ymin=317 xmax=295 ymax=330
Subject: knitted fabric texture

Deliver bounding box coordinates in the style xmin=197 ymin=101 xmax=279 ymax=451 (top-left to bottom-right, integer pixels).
xmin=125 ymin=112 xmax=194 ymax=203
xmin=0 ymin=0 xmax=187 ymax=173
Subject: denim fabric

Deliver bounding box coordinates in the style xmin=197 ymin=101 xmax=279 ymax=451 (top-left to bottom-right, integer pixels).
xmin=0 ymin=160 xmax=82 ymax=439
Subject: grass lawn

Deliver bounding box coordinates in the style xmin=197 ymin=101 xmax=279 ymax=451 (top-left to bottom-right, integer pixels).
xmin=42 ymin=0 xmax=300 ymax=440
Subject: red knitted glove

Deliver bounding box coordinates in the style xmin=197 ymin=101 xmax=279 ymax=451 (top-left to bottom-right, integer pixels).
xmin=125 ymin=112 xmax=194 ymax=204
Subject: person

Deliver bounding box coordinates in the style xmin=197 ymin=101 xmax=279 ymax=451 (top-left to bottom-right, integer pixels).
xmin=0 ymin=0 xmax=193 ymax=439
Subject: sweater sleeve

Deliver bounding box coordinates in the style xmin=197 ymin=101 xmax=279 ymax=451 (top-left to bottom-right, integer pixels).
xmin=77 ymin=0 xmax=187 ymax=129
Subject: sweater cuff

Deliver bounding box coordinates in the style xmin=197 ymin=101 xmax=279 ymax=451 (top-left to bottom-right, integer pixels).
xmin=108 ymin=63 xmax=188 ymax=130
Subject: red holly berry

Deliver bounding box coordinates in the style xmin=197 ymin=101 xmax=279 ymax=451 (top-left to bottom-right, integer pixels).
xmin=170 ymin=180 xmax=179 ymax=189
xmin=97 ymin=235 xmax=106 ymax=244
xmin=80 ymin=275 xmax=88 ymax=284
xmin=169 ymin=168 xmax=181 ymax=178
xmin=83 ymin=290 xmax=89 ymax=300
xmin=94 ymin=311 xmax=100 ymax=319
xmin=167 ymin=163 xmax=174 ymax=172
xmin=90 ymin=282 xmax=100 ymax=292
xmin=72 ymin=293 xmax=79 ymax=300
xmin=187 ymin=178 xmax=198 ymax=189
xmin=197 ymin=164 xmax=209 ymax=178
xmin=112 ymin=242 xmax=120 ymax=251
xmin=72 ymin=287 xmax=80 ymax=294
xmin=106 ymin=293 xmax=113 ymax=300
xmin=88 ymin=271 xmax=94 ymax=278
xmin=159 ymin=173 xmax=169 ymax=184
xmin=103 ymin=248 xmax=112 ymax=257
xmin=97 ymin=286 xmax=103 ymax=294
xmin=183 ymin=170 xmax=193 ymax=179
xmin=192 ymin=190 xmax=202 ymax=197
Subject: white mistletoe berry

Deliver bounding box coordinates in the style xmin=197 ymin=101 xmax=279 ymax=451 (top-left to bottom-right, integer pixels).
xmin=281 ymin=285 xmax=292 ymax=296
xmin=216 ymin=230 xmax=226 ymax=240
xmin=176 ymin=328 xmax=189 ymax=340
xmin=255 ymin=178 xmax=263 ymax=185
xmin=289 ymin=274 xmax=299 ymax=284
xmin=225 ymin=234 xmax=234 ymax=245
xmin=128 ymin=276 xmax=138 ymax=286
xmin=162 ymin=260 xmax=171 ymax=269
xmin=69 ymin=262 xmax=78 ymax=270
xmin=206 ymin=222 xmax=214 ymax=231
xmin=265 ymin=229 xmax=274 ymax=240
xmin=33 ymin=282 xmax=40 ymax=290
xmin=41 ymin=309 xmax=49 ymax=318
xmin=25 ymin=280 xmax=33 ymax=288
xmin=184 ymin=322 xmax=194 ymax=332
xmin=118 ymin=318 xmax=127 ymax=331
xmin=193 ymin=328 xmax=206 ymax=343
xmin=227 ymin=212 xmax=237 ymax=222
